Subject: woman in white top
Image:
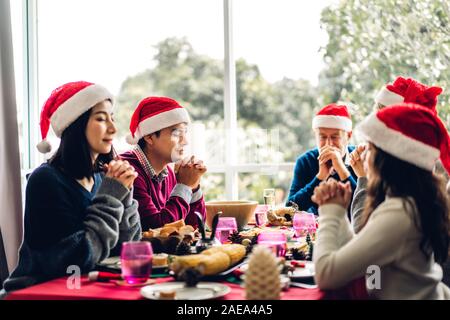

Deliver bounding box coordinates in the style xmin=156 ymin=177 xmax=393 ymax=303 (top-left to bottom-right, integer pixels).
xmin=311 ymin=103 xmax=450 ymax=299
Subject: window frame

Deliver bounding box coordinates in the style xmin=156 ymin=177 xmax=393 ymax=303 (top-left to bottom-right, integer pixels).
xmin=22 ymin=0 xmax=295 ymax=200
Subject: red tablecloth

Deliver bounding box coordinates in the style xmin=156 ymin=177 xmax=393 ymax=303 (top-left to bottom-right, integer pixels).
xmin=5 ymin=276 xmax=367 ymax=300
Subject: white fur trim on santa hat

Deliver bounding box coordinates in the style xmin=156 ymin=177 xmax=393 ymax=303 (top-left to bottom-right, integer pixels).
xmin=130 ymin=108 xmax=190 ymax=142
xmin=355 ymin=113 xmax=440 ymax=171
xmin=50 ymin=84 xmax=114 ymax=137
xmin=375 ymin=87 xmax=404 ymax=107
xmin=312 ymin=115 xmax=352 ymax=132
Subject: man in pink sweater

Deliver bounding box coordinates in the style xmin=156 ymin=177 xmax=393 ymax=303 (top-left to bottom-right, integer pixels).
xmin=120 ymin=96 xmax=206 ymax=230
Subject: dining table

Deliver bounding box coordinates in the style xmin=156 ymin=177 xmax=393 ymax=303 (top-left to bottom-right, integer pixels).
xmin=4 ymin=210 xmax=368 ymax=301
xmin=4 ymin=273 xmax=367 ymax=300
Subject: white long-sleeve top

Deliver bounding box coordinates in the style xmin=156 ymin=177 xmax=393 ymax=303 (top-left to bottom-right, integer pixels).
xmin=314 ymin=197 xmax=450 ymax=300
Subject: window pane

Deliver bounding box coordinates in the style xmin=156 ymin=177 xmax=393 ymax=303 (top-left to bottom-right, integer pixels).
xmin=238 ymin=171 xmax=292 ymax=206
xmin=202 ymin=173 xmax=226 ymax=202
xmin=37 ymin=0 xmax=224 ymax=164
xmin=234 ymin=0 xmax=335 ymax=163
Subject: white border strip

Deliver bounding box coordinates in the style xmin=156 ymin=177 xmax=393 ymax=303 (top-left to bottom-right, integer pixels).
xmin=134 ymin=108 xmax=190 ymax=139
xmin=356 ymin=113 xmax=439 ymax=171
xmin=375 ymin=87 xmax=404 ymax=106
xmin=312 ymin=115 xmax=352 ymax=132
xmin=50 ymin=84 xmax=114 ymax=137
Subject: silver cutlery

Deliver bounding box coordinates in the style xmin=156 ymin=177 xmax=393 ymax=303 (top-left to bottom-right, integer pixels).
xmin=289 ymin=282 xmax=318 ymax=289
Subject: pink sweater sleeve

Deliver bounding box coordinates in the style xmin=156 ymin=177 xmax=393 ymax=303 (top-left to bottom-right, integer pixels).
xmin=133 ymin=173 xmax=191 ymax=230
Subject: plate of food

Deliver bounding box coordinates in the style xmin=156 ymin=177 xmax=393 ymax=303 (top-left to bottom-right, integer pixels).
xmin=140 ymin=282 xmax=231 ymax=300
xmin=141 ymin=219 xmax=201 ymax=256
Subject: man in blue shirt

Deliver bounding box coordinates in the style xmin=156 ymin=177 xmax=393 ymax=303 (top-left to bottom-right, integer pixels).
xmin=287 ymin=103 xmax=357 ymax=216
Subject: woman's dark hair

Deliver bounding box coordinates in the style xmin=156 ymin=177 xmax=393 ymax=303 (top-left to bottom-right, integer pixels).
xmin=362 ymin=144 xmax=450 ymax=263
xmin=137 ymin=130 xmax=161 ymax=150
xmin=49 ymin=108 xmax=114 ymax=180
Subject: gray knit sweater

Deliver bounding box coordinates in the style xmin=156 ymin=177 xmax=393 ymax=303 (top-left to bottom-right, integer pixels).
xmin=350 ymin=177 xmax=368 ymax=233
xmin=1 ymin=163 xmax=141 ymax=294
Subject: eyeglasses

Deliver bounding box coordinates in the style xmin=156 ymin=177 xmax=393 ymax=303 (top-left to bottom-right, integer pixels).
xmin=318 ymin=135 xmax=342 ymax=142
xmin=171 ymin=128 xmax=188 ymax=139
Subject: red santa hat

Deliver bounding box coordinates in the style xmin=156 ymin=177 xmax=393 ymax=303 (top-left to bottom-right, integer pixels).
xmin=356 ymin=103 xmax=450 ymax=175
xmin=126 ymin=96 xmax=190 ymax=144
xmin=37 ymin=81 xmax=114 ymax=153
xmin=312 ymin=103 xmax=352 ymax=132
xmin=375 ymin=76 xmax=442 ymax=110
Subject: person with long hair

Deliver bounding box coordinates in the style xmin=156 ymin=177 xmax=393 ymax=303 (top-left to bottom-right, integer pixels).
xmin=312 ymin=103 xmax=450 ymax=299
xmin=349 ymin=77 xmax=443 ymax=233
xmin=2 ymin=81 xmax=141 ymax=293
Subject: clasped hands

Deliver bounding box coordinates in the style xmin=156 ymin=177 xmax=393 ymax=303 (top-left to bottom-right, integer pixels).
xmin=317 ymin=145 xmax=350 ymax=181
xmin=174 ymin=155 xmax=207 ymax=190
xmin=104 ymin=159 xmax=138 ymax=189
xmin=311 ymin=178 xmax=352 ymax=209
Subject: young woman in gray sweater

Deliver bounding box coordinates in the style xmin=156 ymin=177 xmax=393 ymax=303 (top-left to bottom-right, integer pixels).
xmin=2 ymin=81 xmax=141 ymax=293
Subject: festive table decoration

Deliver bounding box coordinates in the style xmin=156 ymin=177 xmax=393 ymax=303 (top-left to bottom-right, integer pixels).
xmin=174 ymin=241 xmax=191 ymax=256
xmin=228 ymin=230 xmax=244 ymax=244
xmin=267 ymin=207 xmax=297 ymax=226
xmin=288 ymin=232 xmax=315 ymax=261
xmin=141 ymin=219 xmax=199 ymax=254
xmin=244 ymin=245 xmax=281 ymax=300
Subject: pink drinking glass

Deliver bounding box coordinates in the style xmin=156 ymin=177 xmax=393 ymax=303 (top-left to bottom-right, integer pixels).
xmin=293 ymin=212 xmax=317 ymax=238
xmin=254 ymin=205 xmax=270 ymax=226
xmin=215 ymin=217 xmax=238 ymax=244
xmin=120 ymin=241 xmax=153 ymax=284
xmin=257 ymin=231 xmax=287 ymax=257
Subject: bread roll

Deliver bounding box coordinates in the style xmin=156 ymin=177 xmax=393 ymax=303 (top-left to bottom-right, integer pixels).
xmin=202 ymin=244 xmax=246 ymax=265
xmin=197 ymin=252 xmax=231 ymax=275
xmin=163 ymin=219 xmax=185 ymax=229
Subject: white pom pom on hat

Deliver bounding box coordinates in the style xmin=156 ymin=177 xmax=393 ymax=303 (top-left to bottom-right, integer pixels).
xmin=36 ymin=81 xmax=114 ymax=153
xmin=125 ymin=133 xmax=140 ymax=145
xmin=36 ymin=139 xmax=52 ymax=154
xmin=356 ymin=103 xmax=450 ymax=175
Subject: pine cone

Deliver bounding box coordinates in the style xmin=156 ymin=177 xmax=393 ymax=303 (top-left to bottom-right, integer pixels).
xmin=179 ymin=268 xmax=202 ymax=287
xmin=245 ymin=246 xmax=281 ymax=300
xmin=228 ymin=231 xmax=243 ymax=244
xmin=245 ymin=234 xmax=259 ymax=254
xmin=175 ymin=241 xmax=192 ymax=256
